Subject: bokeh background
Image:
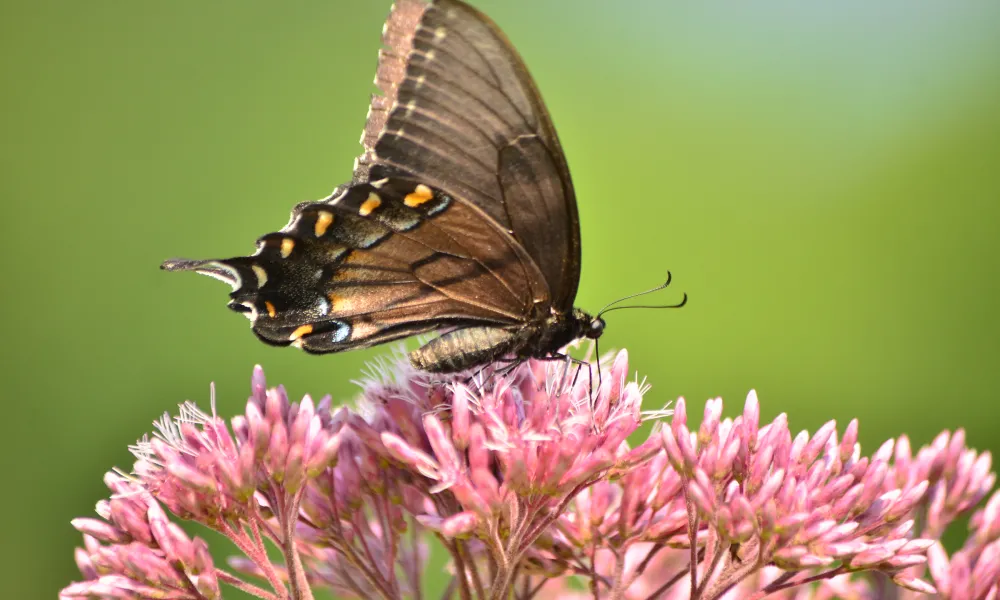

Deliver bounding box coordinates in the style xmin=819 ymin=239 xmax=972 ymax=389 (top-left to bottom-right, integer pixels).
xmin=3 ymin=1 xmax=999 ymax=598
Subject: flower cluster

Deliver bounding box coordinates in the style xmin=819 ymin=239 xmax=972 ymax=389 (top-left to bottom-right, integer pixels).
xmin=539 ymin=396 xmax=998 ymax=599
xmin=64 ymin=474 xmax=221 ymax=600
xmin=63 ymin=350 xmax=1000 ymax=599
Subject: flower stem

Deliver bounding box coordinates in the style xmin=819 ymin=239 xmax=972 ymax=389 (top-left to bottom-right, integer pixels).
xmin=458 ymin=540 xmax=486 ymax=600
xmin=699 ymin=538 xmax=761 ymax=600
xmin=443 ymin=537 xmax=473 ymax=600
xmin=632 ymin=543 xmax=664 ymax=582
xmin=608 ymin=545 xmax=629 ymax=600
xmin=683 ymin=481 xmax=701 ymax=597
xmin=641 ymin=555 xmax=702 ymax=600
xmin=693 ymin=535 xmax=725 ymax=598
xmin=488 ymin=564 xmax=517 ymax=600
xmin=220 ymin=519 xmax=286 ymax=598
xmin=279 ymin=491 xmax=313 ymax=600
xmin=747 ymin=566 xmax=850 ymax=599
xmin=440 ymin=578 xmax=457 ymax=600
xmin=373 ymin=485 xmax=401 ymax=597
xmin=409 ymin=523 xmax=425 ymax=600
xmin=523 ymin=577 xmax=548 ymax=600
xmin=215 ymin=568 xmax=282 ymax=600
xmin=588 ymin=545 xmax=602 ymax=600
xmin=328 ymin=473 xmax=398 ymax=599
xmin=330 ymin=536 xmax=399 ymax=600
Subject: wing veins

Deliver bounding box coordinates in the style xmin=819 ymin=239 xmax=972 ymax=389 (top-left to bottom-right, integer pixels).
xmin=418 ymin=20 xmax=505 ymax=87
xmin=406 ymin=49 xmax=533 ymax=131
xmin=510 ymin=135 xmax=556 ymax=234
xmin=324 ymin=217 xmax=528 ymax=321
xmin=402 ymin=95 xmax=502 ymax=155
xmin=386 ymin=120 xmax=496 ymax=181
xmin=421 ymin=10 xmax=535 ymax=128
xmin=367 ymin=215 xmax=531 ymax=318
xmin=405 ymin=74 xmax=522 ymax=143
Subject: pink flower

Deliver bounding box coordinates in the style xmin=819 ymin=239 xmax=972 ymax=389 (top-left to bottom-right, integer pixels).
xmin=526 ymin=391 xmax=944 ymax=599
xmin=62 ymin=354 xmax=1000 ymax=599
xmin=62 ymin=474 xmax=221 ymax=600
xmin=916 ymin=489 xmax=1000 ymax=600
xmin=355 ymin=349 xmax=654 ymax=595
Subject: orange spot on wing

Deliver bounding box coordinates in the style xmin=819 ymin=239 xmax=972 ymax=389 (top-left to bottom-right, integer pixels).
xmin=289 ymin=324 xmax=314 ymax=340
xmin=265 ymin=301 xmax=277 ymax=318
xmin=359 ymin=193 xmax=382 ymax=216
xmin=280 ymin=238 xmax=295 ymax=258
xmin=327 ymin=292 xmax=349 ymax=312
xmin=404 ymin=184 xmax=434 ymax=207
xmin=314 ymin=211 xmax=334 ymax=237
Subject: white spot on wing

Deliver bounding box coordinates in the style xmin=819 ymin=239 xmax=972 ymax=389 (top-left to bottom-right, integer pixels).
xmin=328 ymin=187 xmax=350 ymax=206
xmin=239 ymin=301 xmax=258 ymax=322
xmin=280 ymin=214 xmax=302 ymax=233
xmin=317 ymin=297 xmax=331 ymax=317
xmin=197 ymin=262 xmax=242 ymax=291
xmin=331 ymin=321 xmax=350 ymax=344
xmin=252 ymin=265 xmax=268 ymax=288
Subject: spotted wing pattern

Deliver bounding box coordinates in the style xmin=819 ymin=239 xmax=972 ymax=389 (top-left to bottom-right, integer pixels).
xmin=162 ymin=179 xmax=549 ymax=353
xmin=356 ymin=0 xmax=581 ymax=311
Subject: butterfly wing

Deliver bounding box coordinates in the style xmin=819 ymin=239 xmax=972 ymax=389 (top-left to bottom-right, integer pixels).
xmin=163 ymin=179 xmax=549 ymax=353
xmin=356 ymin=0 xmax=581 ymax=311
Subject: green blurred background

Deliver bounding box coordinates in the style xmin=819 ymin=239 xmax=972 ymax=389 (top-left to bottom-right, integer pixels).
xmin=3 ymin=1 xmax=999 ymax=598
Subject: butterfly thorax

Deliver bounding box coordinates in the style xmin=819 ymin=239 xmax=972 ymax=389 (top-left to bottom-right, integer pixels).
xmin=408 ymin=308 xmax=603 ymax=374
xmin=520 ymin=308 xmax=603 ymax=358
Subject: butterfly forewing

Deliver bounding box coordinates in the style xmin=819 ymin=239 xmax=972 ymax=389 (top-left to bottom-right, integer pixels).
xmin=163 ymin=179 xmax=547 ymax=354
xmin=358 ymin=0 xmax=580 ymax=310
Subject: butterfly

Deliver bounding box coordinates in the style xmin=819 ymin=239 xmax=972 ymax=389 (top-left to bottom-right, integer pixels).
xmin=163 ymin=0 xmax=682 ymax=374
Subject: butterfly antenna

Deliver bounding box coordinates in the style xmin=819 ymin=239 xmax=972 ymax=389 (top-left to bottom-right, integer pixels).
xmin=598 ymin=292 xmax=688 ymax=316
xmin=596 ymin=272 xmax=685 ymax=318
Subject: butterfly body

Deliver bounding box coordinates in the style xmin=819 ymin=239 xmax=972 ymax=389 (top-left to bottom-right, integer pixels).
xmin=163 ymin=0 xmax=612 ymax=373
xmin=410 ymin=309 xmax=604 ymax=373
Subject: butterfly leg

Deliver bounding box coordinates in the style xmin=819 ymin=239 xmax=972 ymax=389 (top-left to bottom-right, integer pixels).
xmin=468 ymin=356 xmax=521 ymax=394
xmin=537 ymin=352 xmax=592 ymax=398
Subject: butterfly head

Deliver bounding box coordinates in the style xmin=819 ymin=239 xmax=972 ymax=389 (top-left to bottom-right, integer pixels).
xmin=569 ymin=308 xmax=605 ymax=340
xmin=585 ymin=315 xmax=606 ymax=340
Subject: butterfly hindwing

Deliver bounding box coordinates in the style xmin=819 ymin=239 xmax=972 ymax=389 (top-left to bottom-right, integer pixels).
xmin=358 ymin=0 xmax=581 ymax=310
xmin=162 ymin=178 xmax=548 ymax=354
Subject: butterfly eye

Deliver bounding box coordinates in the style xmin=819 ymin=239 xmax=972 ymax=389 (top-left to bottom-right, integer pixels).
xmin=587 ymin=318 xmax=606 ymax=339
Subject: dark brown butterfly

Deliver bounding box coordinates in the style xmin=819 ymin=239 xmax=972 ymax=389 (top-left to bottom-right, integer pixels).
xmin=163 ymin=0 xmax=680 ymax=373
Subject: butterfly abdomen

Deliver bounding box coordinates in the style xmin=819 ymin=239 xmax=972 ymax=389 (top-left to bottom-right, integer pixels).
xmin=409 ymin=327 xmax=520 ymax=373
